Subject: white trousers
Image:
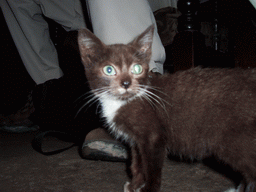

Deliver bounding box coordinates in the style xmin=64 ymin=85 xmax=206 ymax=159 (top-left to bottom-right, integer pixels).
xmin=249 ymin=0 xmax=256 ymax=9
xmin=1 ymin=0 xmax=166 ymax=84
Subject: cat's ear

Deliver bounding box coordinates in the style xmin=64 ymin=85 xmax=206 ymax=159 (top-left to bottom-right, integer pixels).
xmin=78 ymin=28 xmax=105 ymax=68
xmin=130 ymin=24 xmax=154 ymax=56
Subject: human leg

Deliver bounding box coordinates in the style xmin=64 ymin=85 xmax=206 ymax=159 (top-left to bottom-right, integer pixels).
xmin=1 ymin=0 xmax=63 ymax=85
xmin=34 ymin=0 xmax=86 ymax=31
xmin=86 ymin=0 xmax=166 ymax=74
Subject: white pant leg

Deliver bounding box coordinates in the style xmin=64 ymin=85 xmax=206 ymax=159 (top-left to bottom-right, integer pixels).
xmin=1 ymin=0 xmax=165 ymax=85
xmin=35 ymin=0 xmax=86 ymax=31
xmin=1 ymin=0 xmax=85 ymax=84
xmin=87 ymin=0 xmax=166 ymax=74
xmin=249 ymin=0 xmax=256 ymax=9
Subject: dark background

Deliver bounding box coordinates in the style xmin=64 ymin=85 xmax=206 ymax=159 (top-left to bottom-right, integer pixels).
xmin=1 ymin=0 xmax=256 ymax=116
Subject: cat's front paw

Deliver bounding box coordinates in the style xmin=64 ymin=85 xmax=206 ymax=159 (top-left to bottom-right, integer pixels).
xmin=224 ymin=189 xmax=237 ymax=192
xmin=124 ymin=181 xmax=145 ymax=192
xmin=124 ymin=182 xmax=132 ymax=192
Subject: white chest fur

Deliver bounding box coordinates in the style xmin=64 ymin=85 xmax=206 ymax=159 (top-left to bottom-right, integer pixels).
xmin=99 ymin=97 xmax=131 ymax=143
xmin=100 ymin=97 xmax=126 ymax=123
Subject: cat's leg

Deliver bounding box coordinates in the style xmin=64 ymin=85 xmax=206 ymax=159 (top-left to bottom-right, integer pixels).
xmin=245 ymin=182 xmax=256 ymax=192
xmin=134 ymin=134 xmax=166 ymax=192
xmin=228 ymin=181 xmax=256 ymax=192
xmin=124 ymin=182 xmax=145 ymax=192
xmin=124 ymin=135 xmax=166 ymax=192
xmin=235 ymin=155 xmax=256 ymax=191
xmin=219 ymin=136 xmax=256 ymax=192
xmin=224 ymin=183 xmax=246 ymax=192
xmin=222 ymin=166 xmax=256 ymax=192
xmin=225 ymin=189 xmax=238 ymax=192
xmin=241 ymin=180 xmax=256 ymax=192
xmin=124 ymin=145 xmax=145 ymax=192
xmin=131 ymin=145 xmax=145 ymax=188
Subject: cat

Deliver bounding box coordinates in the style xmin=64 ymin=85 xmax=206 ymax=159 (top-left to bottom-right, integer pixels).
xmin=78 ymin=25 xmax=256 ymax=192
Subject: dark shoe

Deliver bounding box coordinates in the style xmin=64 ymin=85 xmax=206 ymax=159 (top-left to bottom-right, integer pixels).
xmin=0 ymin=119 xmax=39 ymax=133
xmin=81 ymin=128 xmax=128 ymax=162
xmin=32 ymin=76 xmax=101 ymax=135
xmin=0 ymin=91 xmax=39 ymax=133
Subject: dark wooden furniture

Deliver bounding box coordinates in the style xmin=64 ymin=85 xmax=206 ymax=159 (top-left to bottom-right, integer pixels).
xmin=170 ymin=0 xmax=256 ymax=73
xmin=171 ymin=0 xmax=205 ymax=72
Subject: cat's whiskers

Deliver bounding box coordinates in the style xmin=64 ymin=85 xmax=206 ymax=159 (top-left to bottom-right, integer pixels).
xmin=76 ymin=87 xmax=110 ymax=116
xmin=139 ymin=84 xmax=171 ymax=100
xmin=137 ymin=91 xmax=156 ymax=109
xmin=138 ymin=85 xmax=170 ymax=118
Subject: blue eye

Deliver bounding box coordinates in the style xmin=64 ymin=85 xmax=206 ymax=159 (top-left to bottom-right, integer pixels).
xmin=132 ymin=64 xmax=143 ymax=75
xmin=103 ymin=65 xmax=116 ymax=76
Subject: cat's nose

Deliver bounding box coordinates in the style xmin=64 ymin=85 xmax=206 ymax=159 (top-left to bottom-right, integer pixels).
xmin=121 ymin=81 xmax=130 ymax=89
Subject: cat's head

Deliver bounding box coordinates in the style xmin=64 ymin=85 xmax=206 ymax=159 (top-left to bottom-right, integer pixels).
xmin=78 ymin=25 xmax=154 ymax=101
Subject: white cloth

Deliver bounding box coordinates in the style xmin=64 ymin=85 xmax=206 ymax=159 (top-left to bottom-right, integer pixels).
xmin=249 ymin=0 xmax=256 ymax=9
xmin=1 ymin=0 xmax=165 ymax=84
xmin=87 ymin=0 xmax=165 ymax=74
xmin=147 ymin=0 xmax=178 ymax=11
xmin=1 ymin=0 xmax=85 ymax=84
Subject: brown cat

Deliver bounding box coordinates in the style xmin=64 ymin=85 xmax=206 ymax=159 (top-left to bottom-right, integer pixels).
xmin=78 ymin=25 xmax=256 ymax=192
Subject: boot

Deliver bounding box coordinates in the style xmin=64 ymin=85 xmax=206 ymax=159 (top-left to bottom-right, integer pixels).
xmin=0 ymin=90 xmax=39 ymax=133
xmin=32 ymin=75 xmax=100 ymax=141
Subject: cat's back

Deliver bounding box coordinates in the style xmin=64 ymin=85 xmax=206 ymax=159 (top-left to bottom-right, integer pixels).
xmin=153 ymin=67 xmax=256 ymax=118
xmin=159 ymin=67 xmax=255 ymax=99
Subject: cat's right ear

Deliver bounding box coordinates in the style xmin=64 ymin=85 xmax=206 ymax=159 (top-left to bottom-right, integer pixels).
xmin=78 ymin=29 xmax=105 ymax=68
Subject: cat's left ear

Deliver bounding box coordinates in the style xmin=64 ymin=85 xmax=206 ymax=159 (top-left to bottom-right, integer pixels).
xmin=78 ymin=28 xmax=106 ymax=68
xmin=130 ymin=24 xmax=154 ymax=55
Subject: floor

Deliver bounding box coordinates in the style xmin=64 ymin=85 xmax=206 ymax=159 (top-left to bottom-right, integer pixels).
xmin=0 ymin=130 xmax=239 ymax=192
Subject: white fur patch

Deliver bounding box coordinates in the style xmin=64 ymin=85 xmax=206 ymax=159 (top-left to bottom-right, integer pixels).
xmin=123 ymin=181 xmax=145 ymax=192
xmin=110 ymin=123 xmax=132 ymax=144
xmin=224 ymin=188 xmax=237 ymax=192
xmin=100 ymin=97 xmax=126 ymax=123
xmin=100 ymin=97 xmax=132 ymax=143
xmin=124 ymin=182 xmax=130 ymax=192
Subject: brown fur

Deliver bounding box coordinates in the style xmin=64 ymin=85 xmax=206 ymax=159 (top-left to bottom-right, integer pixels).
xmin=78 ymin=26 xmax=256 ymax=192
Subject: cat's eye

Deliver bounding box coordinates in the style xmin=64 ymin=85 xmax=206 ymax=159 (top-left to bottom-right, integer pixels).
xmin=103 ymin=65 xmax=116 ymax=76
xmin=132 ymin=64 xmax=143 ymax=75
